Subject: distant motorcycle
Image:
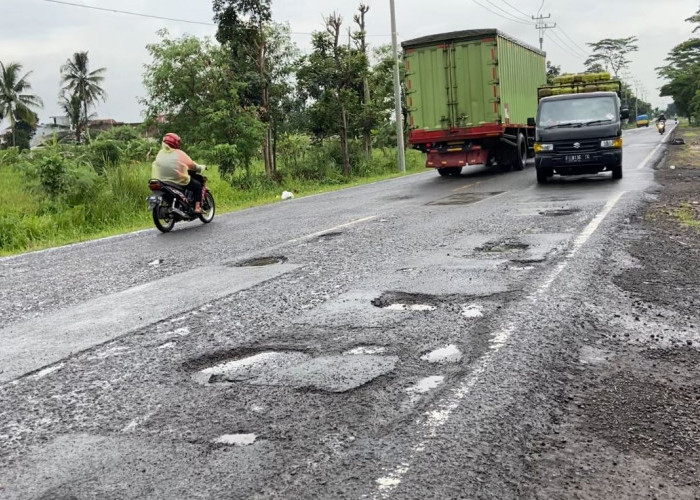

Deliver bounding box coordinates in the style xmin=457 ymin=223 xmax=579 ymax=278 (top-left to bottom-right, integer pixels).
xmin=657 ymin=120 xmax=666 ymax=135
xmin=147 ymin=171 xmax=215 ymax=233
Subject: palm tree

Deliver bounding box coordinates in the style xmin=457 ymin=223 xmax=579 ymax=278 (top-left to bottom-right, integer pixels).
xmin=0 ymin=61 xmax=43 ymax=147
xmin=60 ymin=51 xmax=106 ymax=142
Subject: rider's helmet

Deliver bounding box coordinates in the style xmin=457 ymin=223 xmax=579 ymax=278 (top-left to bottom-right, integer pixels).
xmin=163 ymin=132 xmax=181 ymax=149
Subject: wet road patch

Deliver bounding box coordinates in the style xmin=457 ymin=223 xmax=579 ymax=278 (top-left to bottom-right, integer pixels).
xmin=427 ymin=191 xmax=504 ymax=206
xmin=421 ymin=345 xmax=463 ymax=364
xmin=213 ymin=434 xmax=257 ymax=446
xmin=234 ymin=256 xmax=288 ymax=267
xmin=195 ymin=351 xmax=398 ymax=393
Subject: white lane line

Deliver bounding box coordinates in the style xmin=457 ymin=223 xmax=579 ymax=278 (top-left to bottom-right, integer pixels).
xmin=371 ymin=191 xmax=628 ymax=498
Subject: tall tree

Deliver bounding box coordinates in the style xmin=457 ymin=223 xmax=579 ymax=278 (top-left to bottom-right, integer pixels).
xmin=60 ymin=51 xmax=106 ymax=143
xmin=59 ymin=90 xmax=84 ymax=143
xmin=546 ymin=61 xmax=561 ymax=83
xmin=353 ymin=4 xmax=372 ymax=159
xmin=585 ymin=37 xmax=638 ymax=78
xmin=686 ymin=8 xmax=700 ymax=32
xmin=657 ymin=38 xmax=700 ymax=123
xmin=213 ymin=0 xmax=277 ymax=176
xmin=0 ymin=61 xmax=43 ymax=148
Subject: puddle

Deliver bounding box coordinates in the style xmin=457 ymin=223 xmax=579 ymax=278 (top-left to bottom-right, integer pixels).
xmin=372 ymin=291 xmax=442 ymax=310
xmin=476 ymin=239 xmax=530 ymax=253
xmin=462 ymin=304 xmax=484 ymax=318
xmin=539 ymin=208 xmax=581 ymax=217
xmin=196 ymin=351 xmax=398 ymax=392
xmin=214 ymin=434 xmax=257 ymax=446
xmin=234 ymin=256 xmax=288 ymax=267
xmin=343 ymin=346 xmax=387 ymax=356
xmin=161 ymin=327 xmax=191 ymax=338
xmin=406 ymin=376 xmax=445 ymax=394
xmin=148 ymin=259 xmax=162 ymax=267
xmin=421 ymin=345 xmax=463 ymax=364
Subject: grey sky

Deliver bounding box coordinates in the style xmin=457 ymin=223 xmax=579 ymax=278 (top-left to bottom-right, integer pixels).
xmin=1 ymin=0 xmax=695 ymax=125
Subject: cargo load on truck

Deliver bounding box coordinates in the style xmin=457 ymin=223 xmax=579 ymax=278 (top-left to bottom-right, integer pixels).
xmin=537 ymin=72 xmax=621 ymax=100
xmin=401 ymin=29 xmax=546 ymax=176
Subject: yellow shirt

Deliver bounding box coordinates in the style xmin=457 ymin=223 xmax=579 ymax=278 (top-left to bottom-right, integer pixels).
xmin=151 ymin=144 xmax=196 ymax=186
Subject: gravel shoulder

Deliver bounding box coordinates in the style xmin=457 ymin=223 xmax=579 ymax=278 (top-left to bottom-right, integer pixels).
xmin=522 ymin=127 xmax=700 ymax=499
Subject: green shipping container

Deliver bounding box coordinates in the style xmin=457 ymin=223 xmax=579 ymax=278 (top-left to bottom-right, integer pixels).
xmin=402 ymin=29 xmax=546 ymax=135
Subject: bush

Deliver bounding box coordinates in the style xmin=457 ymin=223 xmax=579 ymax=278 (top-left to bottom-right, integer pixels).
xmin=36 ymin=154 xmax=68 ymax=198
xmin=90 ymin=140 xmax=122 ymax=173
xmin=210 ymin=143 xmax=238 ymax=179
xmin=94 ymin=126 xmax=142 ymax=142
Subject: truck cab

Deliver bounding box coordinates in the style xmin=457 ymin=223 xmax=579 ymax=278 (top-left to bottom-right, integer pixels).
xmin=532 ymin=80 xmax=629 ymax=184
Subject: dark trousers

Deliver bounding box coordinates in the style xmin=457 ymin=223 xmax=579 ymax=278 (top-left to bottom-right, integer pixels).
xmin=186 ymin=175 xmax=203 ymax=203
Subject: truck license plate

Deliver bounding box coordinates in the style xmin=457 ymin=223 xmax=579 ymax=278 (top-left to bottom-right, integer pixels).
xmin=565 ymin=154 xmax=591 ymax=163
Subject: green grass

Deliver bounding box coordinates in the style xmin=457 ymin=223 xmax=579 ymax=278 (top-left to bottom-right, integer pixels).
xmin=0 ymin=148 xmax=426 ymax=256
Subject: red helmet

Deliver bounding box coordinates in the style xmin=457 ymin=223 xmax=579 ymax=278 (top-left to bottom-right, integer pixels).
xmin=163 ymin=132 xmax=181 ymax=149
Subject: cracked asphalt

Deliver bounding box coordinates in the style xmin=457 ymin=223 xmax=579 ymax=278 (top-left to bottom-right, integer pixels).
xmin=2 ymin=124 xmax=698 ymax=499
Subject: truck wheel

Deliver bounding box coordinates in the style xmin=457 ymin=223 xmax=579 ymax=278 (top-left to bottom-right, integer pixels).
xmin=536 ymin=169 xmax=549 ymax=184
xmin=512 ymin=133 xmax=527 ymax=171
xmin=437 ymin=168 xmax=450 ymax=177
xmin=611 ymin=164 xmax=623 ymax=180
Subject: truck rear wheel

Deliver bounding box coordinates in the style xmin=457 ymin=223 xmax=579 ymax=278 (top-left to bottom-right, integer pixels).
xmin=437 ymin=167 xmax=461 ymax=177
xmin=512 ymin=133 xmax=527 ymax=171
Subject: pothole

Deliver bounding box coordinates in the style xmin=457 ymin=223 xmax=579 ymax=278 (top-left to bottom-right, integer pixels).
xmin=194 ymin=351 xmax=398 ymax=393
xmin=427 ymin=191 xmax=504 ymax=206
xmin=476 ymin=239 xmax=530 ymax=253
xmin=539 ymin=208 xmax=581 ymax=217
xmin=317 ymin=232 xmax=343 ymax=240
xmin=406 ymin=376 xmax=445 ymax=394
xmin=421 ymin=345 xmax=463 ymax=364
xmin=372 ymin=291 xmax=442 ymax=310
xmin=234 ymin=256 xmax=288 ymax=267
xmin=462 ymin=304 xmax=484 ymax=318
xmin=343 ymin=345 xmax=387 ymax=356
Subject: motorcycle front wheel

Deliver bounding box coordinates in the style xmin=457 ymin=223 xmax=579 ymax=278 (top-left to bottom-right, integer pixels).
xmin=198 ymin=192 xmax=215 ymax=223
xmin=153 ymin=203 xmax=175 ymax=233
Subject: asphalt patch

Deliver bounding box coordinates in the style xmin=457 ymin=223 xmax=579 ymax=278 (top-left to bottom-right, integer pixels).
xmin=476 ymin=239 xmax=530 ymax=253
xmin=426 ymin=191 xmax=504 ymax=206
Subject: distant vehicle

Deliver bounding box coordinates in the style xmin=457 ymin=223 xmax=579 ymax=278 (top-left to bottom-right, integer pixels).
xmin=657 ymin=120 xmax=666 ymax=134
xmin=531 ymin=73 xmax=629 ymax=183
xmin=147 ymin=171 xmax=215 ymax=233
xmin=636 ymin=114 xmax=650 ymax=127
xmin=401 ymin=29 xmax=546 ymax=176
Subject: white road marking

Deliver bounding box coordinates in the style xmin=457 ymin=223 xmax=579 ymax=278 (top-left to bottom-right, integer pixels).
xmin=372 ymin=191 xmax=628 ymax=498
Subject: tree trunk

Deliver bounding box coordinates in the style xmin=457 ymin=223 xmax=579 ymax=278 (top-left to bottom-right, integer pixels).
xmin=258 ymin=26 xmax=274 ymax=178
xmin=340 ymin=105 xmax=351 ymax=177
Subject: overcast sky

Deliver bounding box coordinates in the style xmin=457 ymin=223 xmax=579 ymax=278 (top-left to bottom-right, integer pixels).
xmin=1 ymin=0 xmax=696 ymax=125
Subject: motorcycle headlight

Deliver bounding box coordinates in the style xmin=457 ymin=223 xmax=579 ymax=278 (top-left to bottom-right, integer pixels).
xmin=601 ymin=139 xmax=622 ymax=148
xmin=534 ymin=143 xmax=554 ymax=153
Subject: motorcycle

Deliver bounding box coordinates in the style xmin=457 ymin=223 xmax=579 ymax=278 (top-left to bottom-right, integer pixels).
xmin=657 ymin=120 xmax=666 ymax=135
xmin=147 ymin=170 xmax=215 ymax=233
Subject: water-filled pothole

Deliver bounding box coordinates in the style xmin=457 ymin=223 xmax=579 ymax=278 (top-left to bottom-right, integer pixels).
xmin=421 ymin=345 xmax=463 ymax=364
xmin=539 ymin=208 xmax=581 ymax=217
xmin=234 ymin=256 xmax=288 ymax=267
xmin=371 ymin=291 xmax=442 ymax=310
xmin=476 ymin=239 xmax=530 ymax=253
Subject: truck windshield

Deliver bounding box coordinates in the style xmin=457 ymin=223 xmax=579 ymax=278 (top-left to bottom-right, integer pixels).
xmin=538 ymin=96 xmax=617 ymax=129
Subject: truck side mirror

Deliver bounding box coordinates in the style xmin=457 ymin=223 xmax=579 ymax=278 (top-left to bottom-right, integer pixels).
xmin=620 ymin=108 xmax=629 ymax=120
xmin=527 ymin=117 xmax=536 ymax=127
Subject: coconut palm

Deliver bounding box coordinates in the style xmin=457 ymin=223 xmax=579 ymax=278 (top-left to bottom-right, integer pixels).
xmin=0 ymin=61 xmax=43 ymax=147
xmin=60 ymin=51 xmax=106 ymax=142
xmin=59 ymin=90 xmax=86 ymax=143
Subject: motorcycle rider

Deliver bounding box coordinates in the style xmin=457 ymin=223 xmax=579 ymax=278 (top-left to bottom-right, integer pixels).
xmin=152 ymin=133 xmax=205 ymax=213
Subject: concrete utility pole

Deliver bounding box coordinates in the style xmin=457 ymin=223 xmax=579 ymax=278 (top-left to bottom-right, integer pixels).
xmin=390 ymin=0 xmax=406 ymax=173
xmin=532 ymin=14 xmax=556 ymax=51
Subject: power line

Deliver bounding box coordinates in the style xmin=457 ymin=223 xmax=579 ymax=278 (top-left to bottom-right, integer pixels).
xmin=556 ymin=26 xmax=588 ymax=54
xmin=550 ymin=28 xmax=586 ymax=58
xmin=498 ymin=0 xmax=533 ymax=20
xmin=482 ymin=0 xmax=533 ymax=22
xmin=532 ymin=13 xmax=555 ymax=51
xmin=546 ymin=34 xmax=583 ymax=60
xmin=39 ymin=0 xmax=394 ymax=37
xmin=472 ymin=0 xmax=536 ymax=25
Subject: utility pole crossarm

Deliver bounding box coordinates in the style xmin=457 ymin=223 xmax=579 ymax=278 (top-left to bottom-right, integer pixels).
xmin=532 ymin=13 xmax=556 ymax=51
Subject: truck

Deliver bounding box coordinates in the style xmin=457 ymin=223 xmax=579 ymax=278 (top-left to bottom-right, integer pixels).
xmin=401 ymin=29 xmax=546 ymax=176
xmin=531 ymin=73 xmax=630 ymax=184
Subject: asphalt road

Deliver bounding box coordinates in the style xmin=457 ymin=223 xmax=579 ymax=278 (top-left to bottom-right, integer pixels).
xmin=0 ymin=125 xmax=676 ymax=498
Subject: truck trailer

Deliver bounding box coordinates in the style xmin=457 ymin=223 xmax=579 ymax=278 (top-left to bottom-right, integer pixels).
xmin=401 ymin=29 xmax=546 ymax=176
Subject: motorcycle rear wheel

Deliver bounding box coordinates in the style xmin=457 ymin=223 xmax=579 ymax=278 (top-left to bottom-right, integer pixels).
xmin=198 ymin=192 xmax=215 ymax=223
xmin=153 ymin=204 xmax=175 ymax=233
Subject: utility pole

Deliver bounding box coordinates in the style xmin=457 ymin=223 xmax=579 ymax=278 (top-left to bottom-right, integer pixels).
xmin=532 ymin=13 xmax=556 ymax=51
xmin=390 ymin=0 xmax=406 ymax=173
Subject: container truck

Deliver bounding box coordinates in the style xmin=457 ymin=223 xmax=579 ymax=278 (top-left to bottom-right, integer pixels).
xmin=401 ymin=29 xmax=546 ymax=176
xmin=530 ymin=73 xmax=630 ymax=183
